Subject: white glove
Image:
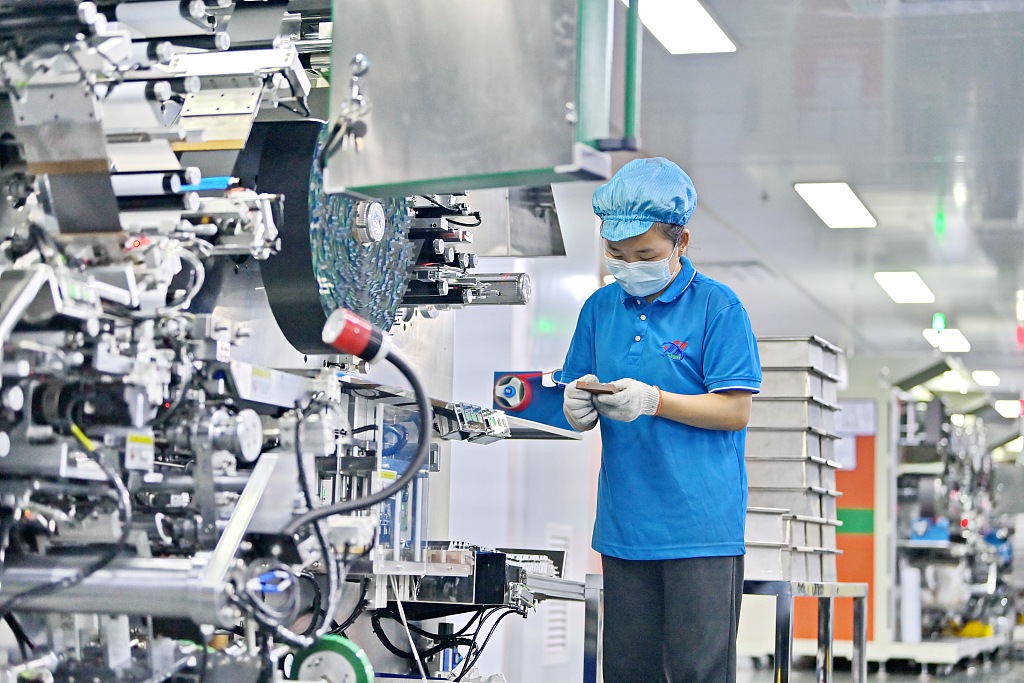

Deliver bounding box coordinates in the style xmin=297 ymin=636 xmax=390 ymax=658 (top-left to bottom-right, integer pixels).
xmin=563 ymin=374 xmax=599 ymax=429
xmin=593 ymin=378 xmax=661 ymax=422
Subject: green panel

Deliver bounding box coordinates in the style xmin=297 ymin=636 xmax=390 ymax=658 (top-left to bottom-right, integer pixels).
xmin=837 ymin=508 xmax=874 ymax=534
xmin=576 ymin=0 xmax=613 ymax=144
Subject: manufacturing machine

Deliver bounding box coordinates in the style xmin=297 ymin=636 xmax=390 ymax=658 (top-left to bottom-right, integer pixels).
xmin=0 ymin=1 xmax=622 ymax=681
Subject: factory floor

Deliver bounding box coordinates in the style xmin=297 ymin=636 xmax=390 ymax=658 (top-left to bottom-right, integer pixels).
xmin=735 ymin=655 xmax=1024 ymax=681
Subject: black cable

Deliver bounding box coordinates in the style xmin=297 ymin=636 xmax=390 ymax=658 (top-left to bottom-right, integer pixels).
xmin=444 ymin=213 xmax=482 ymax=228
xmin=4 ymin=613 xmax=33 ymax=662
xmin=380 ymin=606 xmax=485 ymax=640
xmin=197 ymin=642 xmax=209 ymax=683
xmin=330 ymin=578 xmax=369 ymax=635
xmin=370 ymin=610 xmax=475 ymax=661
xmin=282 ymin=349 xmax=432 ymax=534
xmin=455 ymin=609 xmax=517 ymax=682
xmin=298 ymin=572 xmax=323 ymax=637
xmin=0 ymin=428 xmax=132 ymax=618
xmin=350 ymin=424 xmax=378 ymax=435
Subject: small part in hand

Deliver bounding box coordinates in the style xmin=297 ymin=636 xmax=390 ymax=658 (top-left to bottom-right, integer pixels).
xmin=576 ymin=381 xmax=618 ymax=395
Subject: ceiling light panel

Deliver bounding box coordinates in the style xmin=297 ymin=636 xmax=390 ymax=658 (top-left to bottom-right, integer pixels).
xmin=794 ymin=182 xmax=877 ymax=229
xmin=873 ymin=271 xmax=935 ymax=304
xmin=971 ymin=371 xmax=1000 ymax=387
xmin=922 ymin=328 xmax=971 ymax=353
xmin=994 ymin=400 xmax=1023 ymax=419
xmin=620 ymin=0 xmax=736 ymax=55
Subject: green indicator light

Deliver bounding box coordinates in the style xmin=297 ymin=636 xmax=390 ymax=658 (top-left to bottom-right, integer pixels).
xmin=535 ymin=318 xmax=555 ymax=335
xmin=932 ymin=312 xmax=946 ymax=331
xmin=934 ymin=207 xmax=946 ymax=237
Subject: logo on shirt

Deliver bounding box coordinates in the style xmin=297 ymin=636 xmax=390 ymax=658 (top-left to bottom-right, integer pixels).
xmin=661 ymin=340 xmax=688 ymax=361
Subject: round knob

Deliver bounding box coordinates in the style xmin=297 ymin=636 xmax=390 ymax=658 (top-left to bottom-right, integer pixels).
xmin=211 ymin=409 xmax=264 ymax=462
xmin=352 ymin=201 xmax=386 ymax=245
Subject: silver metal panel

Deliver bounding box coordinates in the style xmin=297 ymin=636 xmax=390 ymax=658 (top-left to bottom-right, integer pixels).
xmin=745 ymin=507 xmax=789 ymax=545
xmin=326 ymin=0 xmax=601 ymax=196
xmin=749 ymin=397 xmax=839 ymax=432
xmin=757 ymin=337 xmax=841 ymax=376
xmin=760 ymin=367 xmax=839 ymax=403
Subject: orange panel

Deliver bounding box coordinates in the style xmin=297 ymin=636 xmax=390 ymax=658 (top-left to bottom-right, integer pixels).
xmin=836 ymin=436 xmax=875 ymax=509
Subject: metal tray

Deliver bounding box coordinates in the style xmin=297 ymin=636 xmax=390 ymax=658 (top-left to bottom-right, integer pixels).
xmin=759 ymin=367 xmax=838 ymax=403
xmin=790 ymin=547 xmax=841 ymax=582
xmin=747 ymin=486 xmax=841 ymax=519
xmin=757 ymin=336 xmax=841 ymax=375
xmin=745 ymin=428 xmax=837 ymax=460
xmin=746 ymin=456 xmax=840 ymax=490
xmin=746 ymin=507 xmax=789 ymax=545
xmin=744 ymin=542 xmax=790 ymax=581
xmin=788 ymin=515 xmax=842 ymax=551
xmin=749 ymin=397 xmax=839 ymax=432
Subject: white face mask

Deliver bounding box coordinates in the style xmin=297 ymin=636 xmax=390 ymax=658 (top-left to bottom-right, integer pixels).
xmin=606 ymin=251 xmax=679 ymax=297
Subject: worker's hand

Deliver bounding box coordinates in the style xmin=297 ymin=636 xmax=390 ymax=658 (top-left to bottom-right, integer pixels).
xmin=563 ymin=374 xmax=599 ymax=429
xmin=593 ymin=378 xmax=661 ymax=422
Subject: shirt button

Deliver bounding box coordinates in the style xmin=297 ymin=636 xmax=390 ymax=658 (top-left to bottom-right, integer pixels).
xmin=640 ymin=315 xmax=647 ymax=321
xmin=636 ymin=299 xmax=643 ymax=305
xmin=634 ymin=335 xmax=641 ymax=342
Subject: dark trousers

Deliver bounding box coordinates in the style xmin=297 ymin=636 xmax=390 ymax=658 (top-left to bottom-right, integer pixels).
xmin=602 ymin=554 xmax=744 ymax=683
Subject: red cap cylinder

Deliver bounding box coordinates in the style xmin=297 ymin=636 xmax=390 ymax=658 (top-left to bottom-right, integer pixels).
xmin=322 ymin=309 xmax=388 ymax=362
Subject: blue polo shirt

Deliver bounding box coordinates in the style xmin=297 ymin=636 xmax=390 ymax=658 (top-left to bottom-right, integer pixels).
xmin=562 ymin=256 xmax=761 ymax=560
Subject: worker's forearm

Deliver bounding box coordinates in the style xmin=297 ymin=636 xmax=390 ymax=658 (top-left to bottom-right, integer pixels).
xmin=656 ymin=390 xmax=752 ymax=431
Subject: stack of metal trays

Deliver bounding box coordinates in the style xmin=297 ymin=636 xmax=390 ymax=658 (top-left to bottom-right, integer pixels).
xmin=745 ymin=336 xmax=844 ymax=582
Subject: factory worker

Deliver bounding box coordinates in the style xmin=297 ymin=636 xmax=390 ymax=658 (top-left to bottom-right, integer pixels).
xmin=561 ymin=157 xmax=761 ymax=683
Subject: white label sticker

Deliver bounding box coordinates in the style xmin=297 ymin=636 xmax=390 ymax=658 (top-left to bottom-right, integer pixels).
xmin=125 ymin=431 xmax=156 ymax=471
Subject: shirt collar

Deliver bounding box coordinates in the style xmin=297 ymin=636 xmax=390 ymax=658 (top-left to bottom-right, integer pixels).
xmin=617 ymin=256 xmax=697 ymax=306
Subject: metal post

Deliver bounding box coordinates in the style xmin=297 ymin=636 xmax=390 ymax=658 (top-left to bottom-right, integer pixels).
xmin=816 ymin=597 xmax=834 ymax=683
xmin=623 ymin=0 xmax=642 ymax=145
xmin=774 ymin=592 xmax=793 ymax=683
xmin=853 ymin=595 xmax=868 ymax=683
xmin=584 ymin=574 xmax=604 ymax=683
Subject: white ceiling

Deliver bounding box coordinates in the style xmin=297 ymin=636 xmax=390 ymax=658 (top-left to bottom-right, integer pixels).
xmin=631 ymin=0 xmax=1024 ymax=401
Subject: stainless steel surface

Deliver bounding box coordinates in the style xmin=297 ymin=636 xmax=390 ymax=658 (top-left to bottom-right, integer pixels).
xmin=523 ymin=574 xmax=587 ymax=602
xmin=816 ymin=597 xmax=835 ymax=683
xmin=746 ymin=507 xmax=789 ymax=545
xmin=746 ymin=456 xmax=838 ymax=490
xmin=760 ymin=368 xmax=838 ymax=404
xmin=746 ymin=428 xmax=837 ymax=460
xmin=1 ymin=554 xmax=235 ymax=626
xmin=757 ymin=337 xmax=842 ymax=376
xmin=583 ymin=574 xmax=603 ymax=683
xmin=747 ymin=486 xmax=840 ymax=520
xmin=325 ymin=0 xmax=609 ymax=196
xmin=749 ymin=397 xmax=839 ymax=432
xmin=203 ymin=452 xmax=282 ymax=587
xmin=745 ymin=542 xmax=791 ymax=581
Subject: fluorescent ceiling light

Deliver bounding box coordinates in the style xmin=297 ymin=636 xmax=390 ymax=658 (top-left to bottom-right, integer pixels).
xmin=873 ymin=271 xmax=935 ymax=304
xmin=928 ymin=370 xmax=969 ymax=394
xmin=620 ymin=0 xmax=736 ymax=54
xmin=794 ymin=182 xmax=877 ymax=229
xmin=971 ymin=371 xmax=1000 ymax=387
xmin=994 ymin=400 xmax=1023 ymax=419
xmin=922 ymin=328 xmax=971 ymax=353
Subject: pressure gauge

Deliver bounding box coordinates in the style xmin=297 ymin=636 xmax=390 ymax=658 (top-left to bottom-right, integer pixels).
xmin=352 ymin=200 xmax=386 ymax=245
